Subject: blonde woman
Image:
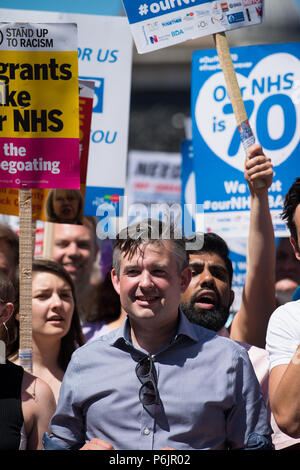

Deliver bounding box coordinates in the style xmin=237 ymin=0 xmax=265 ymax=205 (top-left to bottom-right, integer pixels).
xmin=45 ymin=189 xmax=84 ymax=225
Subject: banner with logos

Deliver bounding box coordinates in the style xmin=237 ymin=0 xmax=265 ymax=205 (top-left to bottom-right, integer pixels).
xmin=191 ymin=42 xmax=300 ymax=237
xmin=0 ymin=22 xmax=79 ymax=189
xmin=0 ymin=9 xmax=133 ymax=217
xmin=121 ymin=0 xmax=264 ymax=54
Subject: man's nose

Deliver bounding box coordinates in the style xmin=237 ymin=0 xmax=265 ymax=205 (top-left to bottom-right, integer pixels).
xmin=198 ymin=267 xmax=215 ymax=287
xmin=139 ymin=270 xmax=154 ymax=289
xmin=66 ymin=242 xmax=80 ymax=257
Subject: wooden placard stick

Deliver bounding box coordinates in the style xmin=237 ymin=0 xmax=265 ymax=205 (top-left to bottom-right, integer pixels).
xmin=18 ymin=188 xmax=33 ymax=373
xmin=214 ymin=32 xmax=265 ymax=189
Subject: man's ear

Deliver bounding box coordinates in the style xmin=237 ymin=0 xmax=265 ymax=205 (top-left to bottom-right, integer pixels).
xmin=0 ymin=302 xmax=14 ymax=324
xmin=180 ymin=267 xmax=192 ymax=293
xmin=111 ymin=268 xmax=121 ymax=295
xmin=290 ymin=236 xmax=300 ymax=261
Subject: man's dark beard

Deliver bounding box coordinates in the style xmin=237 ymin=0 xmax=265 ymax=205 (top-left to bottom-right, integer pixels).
xmin=181 ymin=302 xmax=230 ymax=332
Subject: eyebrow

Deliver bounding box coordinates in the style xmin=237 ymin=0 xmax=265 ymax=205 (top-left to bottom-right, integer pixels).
xmin=189 ymin=260 xmax=228 ymax=273
xmin=123 ymin=263 xmax=168 ymax=271
xmin=54 ymin=238 xmax=90 ymax=244
xmin=32 ymin=286 xmax=72 ymax=293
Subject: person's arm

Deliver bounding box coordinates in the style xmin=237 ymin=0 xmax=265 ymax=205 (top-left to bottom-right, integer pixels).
xmin=80 ymin=438 xmax=115 ymax=450
xmin=269 ymin=348 xmax=300 ymax=438
xmin=229 ymin=144 xmax=276 ymax=348
xmin=79 ymin=439 xmax=174 ymax=451
xmin=266 ymin=303 xmax=300 ymax=438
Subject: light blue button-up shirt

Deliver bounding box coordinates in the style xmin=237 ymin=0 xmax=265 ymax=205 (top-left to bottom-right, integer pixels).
xmin=44 ymin=312 xmax=272 ymax=450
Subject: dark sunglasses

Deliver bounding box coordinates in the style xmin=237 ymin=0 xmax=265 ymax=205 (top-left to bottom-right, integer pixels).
xmin=135 ymin=355 xmax=159 ymax=407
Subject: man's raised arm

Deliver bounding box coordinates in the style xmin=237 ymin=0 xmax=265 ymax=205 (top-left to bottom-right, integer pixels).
xmin=229 ymin=143 xmax=276 ymax=348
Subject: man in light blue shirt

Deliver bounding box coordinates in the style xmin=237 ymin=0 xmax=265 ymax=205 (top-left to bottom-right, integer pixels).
xmin=44 ymin=219 xmax=272 ymax=450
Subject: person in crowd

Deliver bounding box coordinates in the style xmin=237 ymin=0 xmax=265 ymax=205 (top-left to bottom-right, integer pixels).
xmin=275 ymin=237 xmax=300 ymax=306
xmin=181 ymin=232 xmax=270 ymax=405
xmin=266 ymin=177 xmax=300 ymax=448
xmin=84 ymin=145 xmax=276 ymax=346
xmin=180 ymin=145 xmax=273 ymax=399
xmin=45 ymin=189 xmax=84 ymax=225
xmin=43 ymin=218 xmax=272 ymax=450
xmin=10 ymin=259 xmax=85 ymax=403
xmin=51 ymin=217 xmax=99 ymax=321
xmin=0 ymin=272 xmax=56 ymax=450
xmin=181 ymin=144 xmax=275 ymax=350
xmin=0 ymin=223 xmax=19 ymax=284
xmin=180 ymin=149 xmax=300 ymax=450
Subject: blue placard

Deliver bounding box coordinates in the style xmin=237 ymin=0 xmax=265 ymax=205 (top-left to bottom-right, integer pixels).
xmin=191 ymin=42 xmax=300 ymax=237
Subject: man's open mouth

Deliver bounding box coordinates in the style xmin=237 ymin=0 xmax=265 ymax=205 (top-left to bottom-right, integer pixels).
xmin=193 ymin=290 xmax=218 ymax=309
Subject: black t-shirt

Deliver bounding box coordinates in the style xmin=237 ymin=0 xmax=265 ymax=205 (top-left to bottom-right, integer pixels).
xmin=0 ymin=360 xmax=24 ymax=450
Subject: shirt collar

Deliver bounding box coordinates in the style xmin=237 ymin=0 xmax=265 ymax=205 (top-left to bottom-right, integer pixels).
xmin=175 ymin=309 xmax=202 ymax=342
xmin=109 ymin=309 xmax=203 ymax=349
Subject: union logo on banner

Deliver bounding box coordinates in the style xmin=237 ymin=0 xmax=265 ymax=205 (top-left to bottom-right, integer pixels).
xmin=121 ymin=0 xmax=264 ymax=53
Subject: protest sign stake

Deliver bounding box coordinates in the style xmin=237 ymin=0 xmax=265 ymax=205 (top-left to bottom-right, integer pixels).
xmin=18 ymin=189 xmax=33 ymax=373
xmin=213 ymin=31 xmax=265 ymax=188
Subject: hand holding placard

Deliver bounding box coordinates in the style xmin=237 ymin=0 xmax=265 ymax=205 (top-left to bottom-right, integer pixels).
xmin=213 ymin=31 xmax=265 ymax=189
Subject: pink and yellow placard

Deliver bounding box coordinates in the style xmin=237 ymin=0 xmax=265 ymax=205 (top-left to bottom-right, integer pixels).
xmin=0 ymin=80 xmax=93 ymax=221
xmin=0 ymin=22 xmax=79 ymax=189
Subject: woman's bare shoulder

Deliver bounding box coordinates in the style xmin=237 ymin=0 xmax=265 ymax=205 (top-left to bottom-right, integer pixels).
xmin=21 ymin=370 xmax=56 ymax=450
xmin=22 ymin=370 xmax=56 ymax=411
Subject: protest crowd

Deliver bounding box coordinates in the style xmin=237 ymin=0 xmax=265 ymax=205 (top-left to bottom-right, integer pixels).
xmin=1 ymin=0 xmax=300 ymax=454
